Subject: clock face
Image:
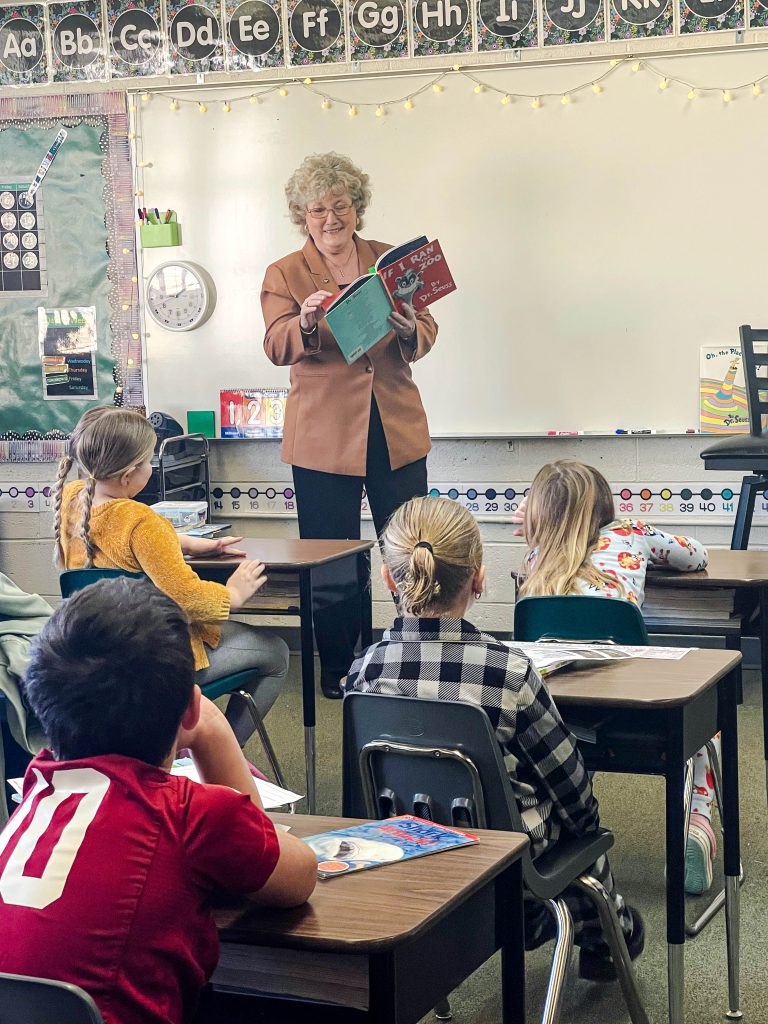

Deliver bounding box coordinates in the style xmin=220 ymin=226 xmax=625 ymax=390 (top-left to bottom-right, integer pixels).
xmin=146 ymin=262 xmax=212 ymax=331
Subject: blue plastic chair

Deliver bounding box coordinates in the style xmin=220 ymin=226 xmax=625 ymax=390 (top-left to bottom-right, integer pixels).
xmin=0 ymin=972 xmax=104 ymax=1023
xmin=58 ymin=569 xmax=286 ymax=788
xmin=514 ymin=594 xmax=649 ymax=645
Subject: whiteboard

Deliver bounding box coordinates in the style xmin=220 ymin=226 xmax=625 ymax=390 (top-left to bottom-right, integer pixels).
xmin=139 ymin=49 xmax=768 ymax=436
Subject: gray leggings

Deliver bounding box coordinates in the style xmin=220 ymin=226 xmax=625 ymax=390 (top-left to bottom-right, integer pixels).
xmin=196 ymin=621 xmax=290 ymax=745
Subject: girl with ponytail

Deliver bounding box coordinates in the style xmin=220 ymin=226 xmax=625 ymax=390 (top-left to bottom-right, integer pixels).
xmin=346 ymin=495 xmax=645 ymax=979
xmin=54 ymin=408 xmax=290 ymax=747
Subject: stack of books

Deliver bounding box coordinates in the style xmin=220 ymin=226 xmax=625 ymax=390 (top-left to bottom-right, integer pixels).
xmin=643 ymin=586 xmax=736 ymax=623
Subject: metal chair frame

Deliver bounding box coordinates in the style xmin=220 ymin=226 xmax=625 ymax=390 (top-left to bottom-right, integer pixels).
xmin=0 ymin=972 xmax=104 ymax=1023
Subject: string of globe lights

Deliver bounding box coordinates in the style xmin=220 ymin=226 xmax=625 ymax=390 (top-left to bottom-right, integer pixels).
xmin=129 ymin=56 xmax=768 ymax=118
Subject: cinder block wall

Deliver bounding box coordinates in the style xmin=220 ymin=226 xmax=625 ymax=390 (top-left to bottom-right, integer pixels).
xmin=0 ymin=436 xmax=761 ymax=633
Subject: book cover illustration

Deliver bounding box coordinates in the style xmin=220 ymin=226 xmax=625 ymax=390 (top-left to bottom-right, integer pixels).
xmin=304 ymin=814 xmax=478 ymax=878
xmin=699 ymin=345 xmax=759 ymax=434
xmin=323 ymin=237 xmax=456 ymax=365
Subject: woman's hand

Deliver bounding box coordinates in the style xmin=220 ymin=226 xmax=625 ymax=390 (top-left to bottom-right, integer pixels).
xmin=388 ymin=303 xmax=417 ymax=341
xmin=300 ymin=290 xmax=333 ymax=332
xmin=511 ymin=495 xmax=528 ymax=538
xmin=180 ymin=535 xmax=246 ymax=557
xmin=226 ymin=559 xmax=268 ymax=609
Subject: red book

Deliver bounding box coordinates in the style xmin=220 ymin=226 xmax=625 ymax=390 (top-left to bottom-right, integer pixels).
xmin=321 ymin=236 xmax=456 ymax=364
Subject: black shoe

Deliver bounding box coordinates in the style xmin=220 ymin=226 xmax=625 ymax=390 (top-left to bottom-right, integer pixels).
xmin=578 ymin=906 xmax=645 ymax=983
xmin=320 ymin=672 xmax=345 ymax=700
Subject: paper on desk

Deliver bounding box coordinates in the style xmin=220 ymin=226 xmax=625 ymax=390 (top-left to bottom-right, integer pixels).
xmin=172 ymin=758 xmax=303 ymax=809
xmin=7 ymin=765 xmax=303 ymax=812
xmin=506 ymin=642 xmax=692 ymax=677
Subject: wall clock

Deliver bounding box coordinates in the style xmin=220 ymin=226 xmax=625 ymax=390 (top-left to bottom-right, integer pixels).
xmin=145 ymin=261 xmax=216 ymax=331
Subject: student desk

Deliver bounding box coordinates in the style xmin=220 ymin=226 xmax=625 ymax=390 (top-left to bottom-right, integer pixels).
xmin=188 ymin=539 xmax=374 ymax=813
xmin=546 ymin=647 xmax=742 ymax=1024
xmin=211 ymin=814 xmax=528 ymax=1024
xmin=648 ymin=548 xmax=768 ymax=804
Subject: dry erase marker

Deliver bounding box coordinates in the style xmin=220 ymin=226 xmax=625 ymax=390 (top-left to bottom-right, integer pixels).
xmin=18 ymin=128 xmax=68 ymax=209
xmin=615 ymin=429 xmax=629 ymax=434
xmin=164 ymin=209 xmax=172 ymax=223
xmin=547 ymin=430 xmax=583 ymax=436
xmin=630 ymin=429 xmax=653 ymax=434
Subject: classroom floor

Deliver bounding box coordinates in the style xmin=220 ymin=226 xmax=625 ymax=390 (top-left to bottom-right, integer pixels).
xmin=240 ymin=661 xmax=768 ymax=1024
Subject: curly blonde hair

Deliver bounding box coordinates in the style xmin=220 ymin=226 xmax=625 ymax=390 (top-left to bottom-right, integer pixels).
xmin=382 ymin=497 xmax=483 ymax=615
xmin=285 ymin=152 xmax=371 ymax=234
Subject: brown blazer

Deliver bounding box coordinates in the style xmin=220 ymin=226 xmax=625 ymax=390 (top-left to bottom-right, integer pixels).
xmin=261 ymin=236 xmax=437 ymax=477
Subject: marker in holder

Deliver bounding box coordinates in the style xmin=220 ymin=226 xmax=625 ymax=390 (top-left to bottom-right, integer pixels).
xmin=139 ymin=209 xmax=181 ymax=248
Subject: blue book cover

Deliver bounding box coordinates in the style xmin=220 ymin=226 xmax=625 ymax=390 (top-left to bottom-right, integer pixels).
xmin=303 ymin=815 xmax=479 ymax=878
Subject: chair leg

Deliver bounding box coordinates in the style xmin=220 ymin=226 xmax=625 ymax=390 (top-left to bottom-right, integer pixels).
xmin=433 ymin=997 xmax=452 ymax=1020
xmin=540 ymin=898 xmax=574 ymax=1024
xmin=573 ymin=876 xmax=649 ymax=1024
xmin=686 ymin=741 xmax=746 ymax=938
xmin=237 ymin=690 xmax=289 ymax=794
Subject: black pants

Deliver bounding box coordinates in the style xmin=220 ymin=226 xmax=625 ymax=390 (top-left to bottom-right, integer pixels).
xmin=293 ymin=397 xmax=428 ymax=681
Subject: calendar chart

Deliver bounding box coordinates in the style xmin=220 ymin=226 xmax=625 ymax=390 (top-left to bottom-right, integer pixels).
xmin=0 ymin=181 xmax=47 ymax=296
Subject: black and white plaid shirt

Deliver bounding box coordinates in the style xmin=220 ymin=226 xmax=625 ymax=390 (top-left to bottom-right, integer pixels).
xmin=346 ymin=616 xmax=599 ymax=857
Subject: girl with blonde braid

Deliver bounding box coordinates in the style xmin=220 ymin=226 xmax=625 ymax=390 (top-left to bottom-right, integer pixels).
xmin=53 ymin=407 xmax=289 ymax=745
xmin=346 ymin=495 xmax=645 ymax=981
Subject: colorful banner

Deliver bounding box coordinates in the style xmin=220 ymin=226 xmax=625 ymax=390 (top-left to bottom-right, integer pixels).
xmin=0 ymin=4 xmax=48 ymax=86
xmin=107 ymin=0 xmax=166 ymax=78
xmin=679 ymin=0 xmax=744 ymax=32
xmin=477 ymin=0 xmax=538 ymax=50
xmin=226 ymin=0 xmax=284 ymax=70
xmin=609 ymin=0 xmax=673 ymax=39
xmin=49 ymin=0 xmax=107 ymax=82
xmin=0 ymin=0 xmax=764 ymax=85
xmin=543 ymin=0 xmax=606 ymax=45
xmin=287 ymin=0 xmax=346 ymax=65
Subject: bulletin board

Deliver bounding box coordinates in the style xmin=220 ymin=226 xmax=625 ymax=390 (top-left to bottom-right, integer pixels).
xmin=0 ymin=93 xmax=143 ymax=445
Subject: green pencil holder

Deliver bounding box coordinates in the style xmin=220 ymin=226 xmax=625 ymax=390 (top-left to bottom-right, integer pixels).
xmin=140 ymin=222 xmax=181 ymax=248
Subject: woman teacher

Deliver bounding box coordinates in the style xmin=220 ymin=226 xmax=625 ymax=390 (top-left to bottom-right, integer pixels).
xmin=261 ymin=152 xmax=438 ymax=699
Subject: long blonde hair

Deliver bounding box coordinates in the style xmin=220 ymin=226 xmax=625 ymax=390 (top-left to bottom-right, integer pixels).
xmin=382 ymin=496 xmax=483 ymax=615
xmin=53 ymin=408 xmax=156 ymax=569
xmin=519 ymin=460 xmax=623 ymax=598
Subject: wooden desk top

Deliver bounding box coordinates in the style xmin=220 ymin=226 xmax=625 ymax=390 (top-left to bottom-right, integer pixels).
xmin=649 ymin=548 xmax=768 ymax=588
xmin=545 ymin=646 xmax=741 ymax=709
xmin=187 ymin=538 xmax=374 ymax=570
xmin=215 ymin=814 xmax=527 ymax=953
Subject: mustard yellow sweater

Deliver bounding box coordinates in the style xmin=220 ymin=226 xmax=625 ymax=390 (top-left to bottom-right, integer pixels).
xmin=60 ymin=480 xmax=230 ymax=669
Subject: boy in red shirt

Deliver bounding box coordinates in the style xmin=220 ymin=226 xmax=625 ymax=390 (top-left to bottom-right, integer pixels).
xmin=0 ymin=577 xmax=316 ymax=1024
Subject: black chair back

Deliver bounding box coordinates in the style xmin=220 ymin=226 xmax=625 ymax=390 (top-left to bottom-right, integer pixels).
xmin=0 ymin=973 xmax=103 ymax=1023
xmin=740 ymin=324 xmax=768 ymax=437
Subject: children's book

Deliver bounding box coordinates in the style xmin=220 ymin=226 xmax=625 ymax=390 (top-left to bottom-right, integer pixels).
xmin=505 ymin=641 xmax=691 ymax=678
xmin=322 ymin=237 xmax=457 ymax=365
xmin=699 ymin=346 xmax=751 ymax=434
xmin=303 ymin=814 xmax=478 ymax=879
xmin=220 ymin=388 xmax=287 ymax=439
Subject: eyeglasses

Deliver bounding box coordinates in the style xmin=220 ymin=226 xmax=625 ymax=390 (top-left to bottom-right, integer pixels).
xmin=306 ymin=201 xmax=355 ymax=220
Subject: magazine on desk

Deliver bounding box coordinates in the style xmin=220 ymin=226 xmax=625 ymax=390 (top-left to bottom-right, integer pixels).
xmin=321 ymin=236 xmax=456 ymax=365
xmin=506 ymin=641 xmax=692 ymax=678
xmin=304 ymin=815 xmax=478 ymax=879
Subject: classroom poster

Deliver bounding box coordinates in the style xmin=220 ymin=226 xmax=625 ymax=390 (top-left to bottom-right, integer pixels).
xmin=699 ymin=345 xmax=751 ymax=434
xmin=609 ymin=0 xmax=673 ymax=39
xmin=477 ymin=0 xmax=538 ymax=50
xmin=287 ymin=0 xmax=346 ymax=65
xmin=411 ymin=0 xmax=473 ymax=56
xmin=38 ymin=306 xmax=98 ymax=400
xmin=349 ymin=0 xmax=409 ymax=61
xmin=0 ymin=3 xmax=49 ymax=86
xmin=225 ymin=0 xmax=284 ymax=70
xmin=543 ymin=0 xmax=605 ymax=45
xmin=107 ymin=0 xmax=167 ymax=78
xmin=167 ymin=0 xmax=225 ymax=75
xmin=49 ymin=0 xmax=108 ymax=82
xmin=679 ymin=0 xmax=744 ymax=33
